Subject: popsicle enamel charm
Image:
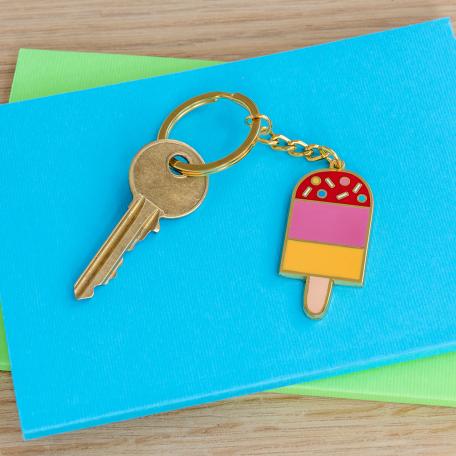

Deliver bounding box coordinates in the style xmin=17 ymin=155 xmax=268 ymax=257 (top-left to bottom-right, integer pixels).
xmin=280 ymin=169 xmax=373 ymax=319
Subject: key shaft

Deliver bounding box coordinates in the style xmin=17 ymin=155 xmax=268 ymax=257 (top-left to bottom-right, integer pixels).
xmin=74 ymin=196 xmax=161 ymax=299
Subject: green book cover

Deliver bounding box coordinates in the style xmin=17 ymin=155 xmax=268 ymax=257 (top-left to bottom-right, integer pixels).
xmin=4 ymin=48 xmax=456 ymax=408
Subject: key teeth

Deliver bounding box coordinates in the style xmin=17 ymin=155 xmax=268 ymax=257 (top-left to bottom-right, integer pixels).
xmin=127 ymin=219 xmax=159 ymax=251
xmin=74 ymin=284 xmax=95 ymax=300
xmin=74 ymin=199 xmax=162 ymax=300
xmin=104 ymin=257 xmax=124 ymax=285
xmin=142 ymin=220 xmax=160 ymax=238
xmin=74 ymin=258 xmax=124 ymax=300
xmin=75 ymin=225 xmax=158 ymax=300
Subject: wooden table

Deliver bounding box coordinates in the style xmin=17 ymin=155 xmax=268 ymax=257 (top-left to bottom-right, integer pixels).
xmin=0 ymin=1 xmax=455 ymax=454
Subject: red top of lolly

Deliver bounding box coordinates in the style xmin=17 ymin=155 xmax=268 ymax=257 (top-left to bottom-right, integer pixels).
xmin=295 ymin=170 xmax=371 ymax=206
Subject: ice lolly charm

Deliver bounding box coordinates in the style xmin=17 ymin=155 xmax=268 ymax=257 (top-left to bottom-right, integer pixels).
xmin=280 ymin=169 xmax=373 ymax=319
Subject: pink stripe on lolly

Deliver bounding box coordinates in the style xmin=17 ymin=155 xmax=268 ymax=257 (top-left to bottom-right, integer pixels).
xmin=288 ymin=200 xmax=370 ymax=248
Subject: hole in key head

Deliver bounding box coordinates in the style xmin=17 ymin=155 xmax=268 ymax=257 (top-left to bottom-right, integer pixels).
xmin=168 ymin=154 xmax=190 ymax=176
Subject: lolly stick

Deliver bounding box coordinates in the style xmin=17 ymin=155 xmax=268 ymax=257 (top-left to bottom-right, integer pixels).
xmin=303 ymin=276 xmax=333 ymax=319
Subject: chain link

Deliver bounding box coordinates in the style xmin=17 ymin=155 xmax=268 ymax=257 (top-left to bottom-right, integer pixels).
xmin=246 ymin=114 xmax=345 ymax=170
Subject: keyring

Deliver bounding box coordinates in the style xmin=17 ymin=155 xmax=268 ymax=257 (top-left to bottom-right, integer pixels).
xmin=157 ymin=92 xmax=262 ymax=176
xmin=75 ymin=89 xmax=370 ymax=322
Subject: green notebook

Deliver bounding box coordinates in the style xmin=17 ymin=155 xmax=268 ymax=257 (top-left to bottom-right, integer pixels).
xmin=5 ymin=48 xmax=456 ymax=408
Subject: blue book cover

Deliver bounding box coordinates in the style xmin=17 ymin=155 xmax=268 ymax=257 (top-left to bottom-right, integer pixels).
xmin=0 ymin=19 xmax=455 ymax=439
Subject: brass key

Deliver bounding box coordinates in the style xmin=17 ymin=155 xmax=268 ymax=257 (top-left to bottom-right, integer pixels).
xmin=74 ymin=139 xmax=209 ymax=299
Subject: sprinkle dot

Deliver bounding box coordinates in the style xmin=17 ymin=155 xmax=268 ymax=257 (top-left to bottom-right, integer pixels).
xmin=357 ymin=194 xmax=367 ymax=203
xmin=340 ymin=176 xmax=350 ymax=186
xmin=302 ymin=186 xmax=312 ymax=198
xmin=317 ymin=189 xmax=327 ymax=199
xmin=311 ymin=176 xmax=321 ymax=185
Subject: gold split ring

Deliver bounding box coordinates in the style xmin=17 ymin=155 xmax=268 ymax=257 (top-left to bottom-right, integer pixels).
xmin=157 ymin=92 xmax=261 ymax=177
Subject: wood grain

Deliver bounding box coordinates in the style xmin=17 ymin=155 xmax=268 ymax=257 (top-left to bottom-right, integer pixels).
xmin=3 ymin=373 xmax=456 ymax=456
xmin=0 ymin=0 xmax=455 ymax=102
xmin=0 ymin=1 xmax=455 ymax=454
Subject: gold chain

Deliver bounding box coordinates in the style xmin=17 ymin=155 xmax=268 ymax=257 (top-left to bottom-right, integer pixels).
xmin=246 ymin=114 xmax=345 ymax=170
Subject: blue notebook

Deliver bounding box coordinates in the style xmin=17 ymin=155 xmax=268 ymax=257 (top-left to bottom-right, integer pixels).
xmin=1 ymin=19 xmax=455 ymax=439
